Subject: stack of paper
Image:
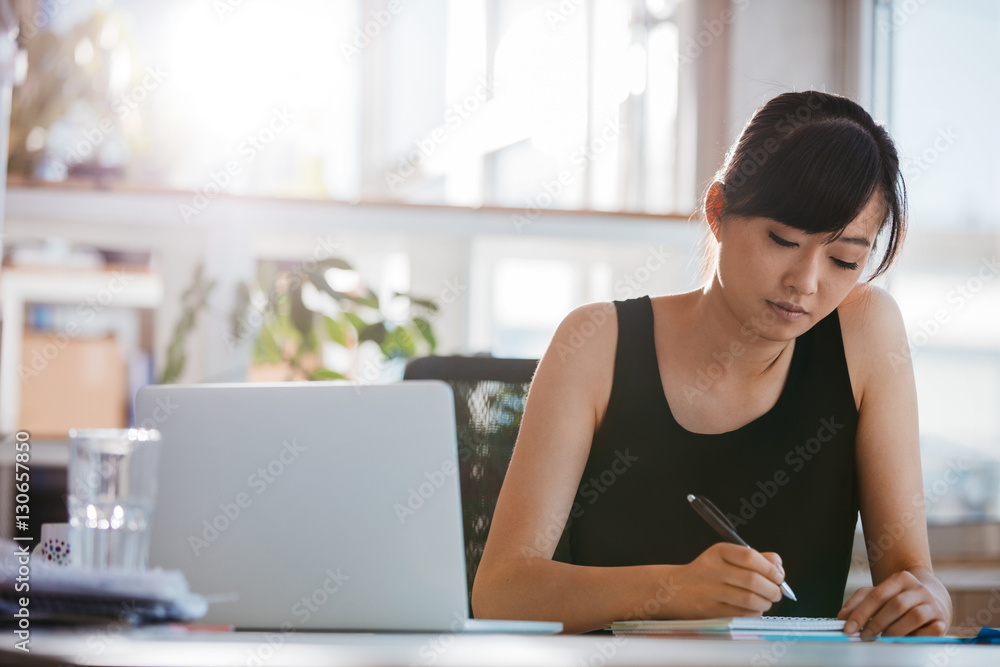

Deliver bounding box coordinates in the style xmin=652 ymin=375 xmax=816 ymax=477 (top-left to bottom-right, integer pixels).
xmin=0 ymin=540 xmax=207 ymax=624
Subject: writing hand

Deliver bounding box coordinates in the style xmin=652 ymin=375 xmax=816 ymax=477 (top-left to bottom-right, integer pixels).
xmin=674 ymin=543 xmax=786 ymax=618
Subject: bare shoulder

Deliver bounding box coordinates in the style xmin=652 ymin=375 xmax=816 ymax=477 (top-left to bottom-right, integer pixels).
xmin=536 ymin=302 xmax=619 ymax=428
xmin=837 ymin=283 xmax=910 ymax=411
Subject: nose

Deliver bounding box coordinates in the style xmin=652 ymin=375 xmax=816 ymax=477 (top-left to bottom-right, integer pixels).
xmin=783 ymin=252 xmax=820 ymax=296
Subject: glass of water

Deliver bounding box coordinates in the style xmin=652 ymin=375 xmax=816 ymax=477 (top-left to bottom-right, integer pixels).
xmin=67 ymin=428 xmax=162 ymax=570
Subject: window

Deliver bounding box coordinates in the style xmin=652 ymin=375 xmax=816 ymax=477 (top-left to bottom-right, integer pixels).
xmin=12 ymin=0 xmax=693 ymax=215
xmin=875 ymin=0 xmax=1000 ymax=521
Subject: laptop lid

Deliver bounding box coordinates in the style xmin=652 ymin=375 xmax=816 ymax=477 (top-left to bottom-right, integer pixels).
xmin=136 ymin=381 xmax=473 ymax=632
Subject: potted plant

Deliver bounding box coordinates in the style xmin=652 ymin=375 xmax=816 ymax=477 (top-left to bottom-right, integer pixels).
xmin=243 ymin=257 xmax=438 ymax=382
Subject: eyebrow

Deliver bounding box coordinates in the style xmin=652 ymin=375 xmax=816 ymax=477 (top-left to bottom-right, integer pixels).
xmin=832 ymin=236 xmax=872 ymax=249
xmin=774 ymin=224 xmax=873 ymax=249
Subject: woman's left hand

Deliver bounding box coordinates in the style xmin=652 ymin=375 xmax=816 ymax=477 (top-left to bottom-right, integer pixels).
xmin=837 ymin=569 xmax=951 ymax=639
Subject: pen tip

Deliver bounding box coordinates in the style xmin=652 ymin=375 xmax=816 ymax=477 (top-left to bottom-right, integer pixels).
xmin=686 ymin=494 xmax=695 ymax=502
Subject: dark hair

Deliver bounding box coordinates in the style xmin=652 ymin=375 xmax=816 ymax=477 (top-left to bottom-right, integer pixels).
xmin=703 ymin=91 xmax=906 ymax=282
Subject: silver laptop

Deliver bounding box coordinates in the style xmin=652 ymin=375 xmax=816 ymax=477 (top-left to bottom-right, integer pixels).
xmin=135 ymin=381 xmax=560 ymax=633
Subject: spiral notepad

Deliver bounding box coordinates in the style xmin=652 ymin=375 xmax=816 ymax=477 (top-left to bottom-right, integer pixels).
xmin=611 ymin=616 xmax=847 ymax=635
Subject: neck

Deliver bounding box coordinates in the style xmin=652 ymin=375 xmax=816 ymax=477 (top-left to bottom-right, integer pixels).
xmin=685 ymin=275 xmax=794 ymax=381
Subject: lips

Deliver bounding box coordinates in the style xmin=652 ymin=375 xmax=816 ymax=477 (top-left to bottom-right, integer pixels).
xmin=766 ymin=300 xmax=807 ymax=323
xmin=769 ymin=300 xmax=806 ymax=314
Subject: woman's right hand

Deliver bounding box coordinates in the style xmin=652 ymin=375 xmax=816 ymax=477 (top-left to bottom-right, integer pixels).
xmin=673 ymin=543 xmax=787 ymax=618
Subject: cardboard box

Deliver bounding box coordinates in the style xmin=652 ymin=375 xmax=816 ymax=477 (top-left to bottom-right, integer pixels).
xmin=18 ymin=331 xmax=128 ymax=438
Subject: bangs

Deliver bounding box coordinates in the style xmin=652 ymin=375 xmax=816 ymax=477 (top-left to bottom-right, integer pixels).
xmin=723 ymin=119 xmax=884 ymax=237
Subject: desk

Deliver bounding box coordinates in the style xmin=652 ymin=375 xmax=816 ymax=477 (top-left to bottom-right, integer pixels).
xmin=6 ymin=628 xmax=998 ymax=667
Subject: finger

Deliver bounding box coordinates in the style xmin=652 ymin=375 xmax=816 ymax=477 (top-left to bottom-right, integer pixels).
xmin=838 ymin=587 xmax=873 ymax=620
xmin=719 ymin=546 xmax=785 ymax=585
xmin=909 ymin=618 xmax=949 ymax=637
xmin=842 ymin=580 xmax=905 ymax=635
xmin=714 ymin=601 xmax=766 ymax=618
xmin=720 ymin=583 xmax=775 ymax=614
xmin=860 ymin=590 xmax=924 ymax=639
xmin=720 ymin=568 xmax=783 ymax=604
xmin=760 ymin=551 xmax=783 ymax=571
xmin=880 ymin=601 xmax=940 ymax=638
xmin=760 ymin=552 xmax=787 ymax=583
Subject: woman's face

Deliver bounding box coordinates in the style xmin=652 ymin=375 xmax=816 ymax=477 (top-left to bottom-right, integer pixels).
xmin=715 ymin=193 xmax=885 ymax=341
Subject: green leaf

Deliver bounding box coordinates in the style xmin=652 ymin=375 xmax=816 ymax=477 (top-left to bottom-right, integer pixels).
xmin=354 ymin=288 xmax=380 ymax=310
xmin=159 ymin=262 xmax=216 ymax=383
xmin=413 ymin=317 xmax=437 ymax=352
xmin=323 ymin=316 xmax=347 ymax=346
xmin=255 ymin=323 xmax=284 ymax=364
xmin=383 ymin=326 xmax=416 ymax=358
xmin=343 ymin=311 xmax=369 ymax=334
xmin=230 ymin=282 xmax=252 ymax=338
xmin=308 ymin=368 xmax=346 ymax=381
xmin=359 ymin=321 xmax=386 ymax=344
xmin=406 ymin=296 xmax=440 ymax=313
xmin=289 ymin=285 xmax=314 ymax=342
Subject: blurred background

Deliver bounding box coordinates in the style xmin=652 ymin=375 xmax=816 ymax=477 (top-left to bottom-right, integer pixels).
xmin=0 ymin=0 xmax=997 ymax=553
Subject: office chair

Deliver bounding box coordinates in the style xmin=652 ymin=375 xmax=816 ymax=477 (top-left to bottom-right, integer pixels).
xmin=403 ymin=355 xmax=573 ymax=615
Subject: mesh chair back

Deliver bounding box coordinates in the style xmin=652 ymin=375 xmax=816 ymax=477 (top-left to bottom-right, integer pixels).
xmin=403 ymin=356 xmax=573 ymax=615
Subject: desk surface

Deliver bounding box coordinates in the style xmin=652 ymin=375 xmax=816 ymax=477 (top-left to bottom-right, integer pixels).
xmin=8 ymin=628 xmax=998 ymax=667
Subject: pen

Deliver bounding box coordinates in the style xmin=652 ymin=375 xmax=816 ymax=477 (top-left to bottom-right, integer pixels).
xmin=686 ymin=493 xmax=797 ymax=602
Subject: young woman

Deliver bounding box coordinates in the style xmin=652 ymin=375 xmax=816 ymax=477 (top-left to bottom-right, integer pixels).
xmin=471 ymin=91 xmax=953 ymax=637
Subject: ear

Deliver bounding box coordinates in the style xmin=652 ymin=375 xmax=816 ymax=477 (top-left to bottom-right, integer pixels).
xmin=705 ymin=181 xmax=725 ymax=240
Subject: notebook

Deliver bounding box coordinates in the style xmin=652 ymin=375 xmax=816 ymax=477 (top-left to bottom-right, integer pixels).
xmin=135 ymin=381 xmax=561 ymax=634
xmin=611 ymin=616 xmax=853 ymax=639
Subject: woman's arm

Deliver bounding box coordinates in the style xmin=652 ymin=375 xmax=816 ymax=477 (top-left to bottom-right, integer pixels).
xmin=472 ymin=303 xmax=786 ymax=634
xmin=837 ymin=286 xmax=952 ymax=637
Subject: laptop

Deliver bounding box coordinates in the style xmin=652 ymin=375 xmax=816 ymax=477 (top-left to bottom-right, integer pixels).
xmin=135 ymin=381 xmax=560 ymax=633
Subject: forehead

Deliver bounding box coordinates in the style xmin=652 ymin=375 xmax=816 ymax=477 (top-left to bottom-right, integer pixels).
xmin=830 ymin=193 xmax=885 ymax=244
xmin=775 ymin=192 xmax=884 ymax=245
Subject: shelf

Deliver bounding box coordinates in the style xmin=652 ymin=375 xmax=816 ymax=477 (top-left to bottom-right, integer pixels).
xmin=0 ymin=266 xmax=163 ymax=435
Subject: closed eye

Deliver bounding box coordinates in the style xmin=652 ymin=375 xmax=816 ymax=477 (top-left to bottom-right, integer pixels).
xmin=768 ymin=231 xmax=796 ymax=247
xmin=768 ymin=231 xmax=860 ymax=271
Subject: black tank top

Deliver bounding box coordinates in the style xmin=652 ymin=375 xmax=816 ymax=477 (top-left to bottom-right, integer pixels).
xmin=568 ymin=296 xmax=859 ymax=617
